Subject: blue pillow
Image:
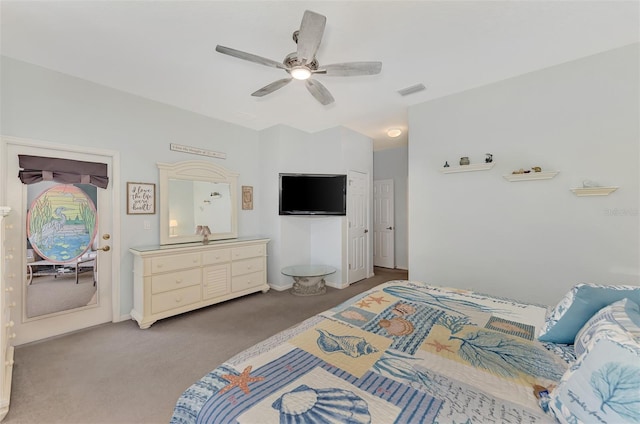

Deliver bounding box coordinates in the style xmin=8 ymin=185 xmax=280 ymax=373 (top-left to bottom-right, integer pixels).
xmin=574 ymin=298 xmax=640 ymax=357
xmin=549 ymin=320 xmax=640 ymax=423
xmin=538 ymin=284 xmax=640 ymax=343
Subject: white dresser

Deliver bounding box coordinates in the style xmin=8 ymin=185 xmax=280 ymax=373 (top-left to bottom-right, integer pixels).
xmin=130 ymin=237 xmax=269 ymax=329
xmin=0 ymin=207 xmax=14 ymax=421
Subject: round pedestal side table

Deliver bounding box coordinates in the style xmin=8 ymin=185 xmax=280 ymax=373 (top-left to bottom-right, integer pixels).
xmin=281 ymin=264 xmax=337 ymax=296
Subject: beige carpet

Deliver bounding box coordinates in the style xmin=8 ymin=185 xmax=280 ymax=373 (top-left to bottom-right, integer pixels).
xmin=26 ymin=273 xmax=96 ymax=318
xmin=6 ymin=267 xmax=407 ymax=424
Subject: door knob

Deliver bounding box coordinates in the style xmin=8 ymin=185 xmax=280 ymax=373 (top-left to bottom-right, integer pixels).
xmin=364 ymin=229 xmax=369 ymax=233
xmin=96 ymin=245 xmax=111 ymax=252
xmin=386 ymin=226 xmax=393 ymax=230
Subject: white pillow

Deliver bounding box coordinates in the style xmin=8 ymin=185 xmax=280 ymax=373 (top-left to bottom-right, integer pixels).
xmin=574 ymin=298 xmax=640 ymax=357
xmin=549 ymin=319 xmax=640 ymax=423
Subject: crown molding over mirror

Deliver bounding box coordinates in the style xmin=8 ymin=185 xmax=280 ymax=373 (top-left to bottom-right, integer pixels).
xmin=158 ymin=160 xmax=238 ymax=245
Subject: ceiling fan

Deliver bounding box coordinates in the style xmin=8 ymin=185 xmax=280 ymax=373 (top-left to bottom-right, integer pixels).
xmin=215 ymin=10 xmax=382 ymax=106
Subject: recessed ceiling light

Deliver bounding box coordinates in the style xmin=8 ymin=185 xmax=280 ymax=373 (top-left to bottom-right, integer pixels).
xmin=387 ymin=128 xmax=402 ymax=138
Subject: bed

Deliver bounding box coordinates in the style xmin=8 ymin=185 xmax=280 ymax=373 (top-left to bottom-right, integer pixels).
xmin=170 ymin=280 xmax=640 ymax=424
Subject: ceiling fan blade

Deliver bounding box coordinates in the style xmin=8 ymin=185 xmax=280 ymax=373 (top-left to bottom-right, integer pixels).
xmin=216 ymin=45 xmax=286 ymax=70
xmin=251 ymin=78 xmax=292 ymax=97
xmin=305 ymin=79 xmax=334 ymax=105
xmin=296 ymin=10 xmax=326 ymax=63
xmin=317 ymin=62 xmax=383 ymax=76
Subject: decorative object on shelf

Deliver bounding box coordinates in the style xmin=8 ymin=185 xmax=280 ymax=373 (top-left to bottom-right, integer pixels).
xmin=440 ymin=162 xmax=495 ymax=174
xmin=127 ymin=182 xmax=156 ymax=215
xmin=485 ymin=153 xmax=493 ymax=163
xmin=503 ymin=171 xmax=559 ymax=182
xmin=459 ymin=157 xmax=470 ymax=166
xmin=511 ymin=167 xmax=541 ymax=175
xmin=196 ymin=225 xmax=212 ymax=244
xmin=444 ymin=161 xmax=450 ymax=168
xmin=570 ymin=181 xmax=619 ymax=196
xmin=242 ymin=186 xmax=254 ymax=210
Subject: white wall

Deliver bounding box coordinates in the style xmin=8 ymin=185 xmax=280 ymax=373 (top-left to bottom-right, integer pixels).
xmin=259 ymin=125 xmax=373 ymax=290
xmin=373 ymin=146 xmax=408 ymax=269
xmin=408 ymin=44 xmax=640 ymax=306
xmin=1 ymin=57 xmax=261 ymax=317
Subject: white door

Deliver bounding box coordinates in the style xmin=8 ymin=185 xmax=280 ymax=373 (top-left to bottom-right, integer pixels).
xmin=374 ymin=179 xmax=395 ymax=269
xmin=347 ymin=171 xmax=368 ymax=284
xmin=3 ymin=139 xmax=118 ymax=345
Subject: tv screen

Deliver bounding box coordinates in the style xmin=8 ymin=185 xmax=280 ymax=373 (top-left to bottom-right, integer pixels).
xmin=279 ymin=173 xmax=347 ymax=216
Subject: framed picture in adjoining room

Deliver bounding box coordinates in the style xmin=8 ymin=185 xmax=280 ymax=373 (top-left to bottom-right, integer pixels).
xmin=127 ymin=182 xmax=156 ymax=214
xmin=242 ymin=186 xmax=253 ymax=210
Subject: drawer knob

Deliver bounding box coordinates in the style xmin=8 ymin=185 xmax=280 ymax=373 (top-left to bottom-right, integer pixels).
xmin=5 ymin=287 xmax=13 ymax=292
xmin=8 ymin=302 xmax=16 ymax=308
xmin=9 ymin=333 xmax=16 ymax=339
xmin=5 ymin=360 xmax=14 ymax=366
xmin=175 ymin=297 xmax=182 ymax=303
xmin=6 ymin=321 xmax=14 ymax=328
xmin=176 ymin=279 xmax=182 ymax=284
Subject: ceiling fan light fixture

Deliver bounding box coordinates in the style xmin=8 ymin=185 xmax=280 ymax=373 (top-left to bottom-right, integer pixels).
xmin=387 ymin=128 xmax=402 ymax=138
xmin=290 ymin=66 xmax=311 ymax=80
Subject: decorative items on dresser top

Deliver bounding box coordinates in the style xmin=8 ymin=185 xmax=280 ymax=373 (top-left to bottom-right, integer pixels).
xmin=0 ymin=207 xmax=14 ymax=421
xmin=130 ymin=237 xmax=269 ymax=329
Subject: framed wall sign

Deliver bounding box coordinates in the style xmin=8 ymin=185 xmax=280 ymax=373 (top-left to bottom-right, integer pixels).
xmin=242 ymin=186 xmax=253 ymax=210
xmin=127 ymin=182 xmax=156 ymax=214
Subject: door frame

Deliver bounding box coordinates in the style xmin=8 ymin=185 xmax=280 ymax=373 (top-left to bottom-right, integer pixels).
xmin=0 ymin=135 xmax=121 ymax=337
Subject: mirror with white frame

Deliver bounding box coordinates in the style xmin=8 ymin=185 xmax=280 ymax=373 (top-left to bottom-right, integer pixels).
xmin=158 ymin=160 xmax=238 ymax=245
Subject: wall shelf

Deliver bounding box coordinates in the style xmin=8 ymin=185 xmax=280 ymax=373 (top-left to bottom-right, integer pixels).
xmin=570 ymin=187 xmax=619 ymax=196
xmin=440 ymin=163 xmax=495 ymax=174
xmin=503 ymin=171 xmax=559 ymax=182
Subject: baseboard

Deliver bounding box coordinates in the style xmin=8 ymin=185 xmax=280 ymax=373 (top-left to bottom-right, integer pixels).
xmin=326 ymin=281 xmax=349 ymax=290
xmin=117 ymin=313 xmax=132 ymax=322
xmin=268 ymin=283 xmax=293 ymax=292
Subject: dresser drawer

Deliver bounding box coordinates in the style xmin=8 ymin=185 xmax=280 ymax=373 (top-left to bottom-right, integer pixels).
xmin=231 ymin=244 xmax=266 ymax=261
xmin=151 ymin=253 xmax=200 ymax=274
xmin=151 ymin=268 xmax=201 ymax=294
xmin=202 ymin=248 xmax=231 ymax=265
xmin=231 ymin=271 xmax=265 ymax=292
xmin=151 ymin=285 xmax=201 ymax=315
xmin=232 ymin=257 xmax=263 ymax=276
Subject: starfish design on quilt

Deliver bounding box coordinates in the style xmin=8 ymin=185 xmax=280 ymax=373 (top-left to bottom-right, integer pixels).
xmin=366 ymin=295 xmax=389 ymax=305
xmin=356 ymin=299 xmax=372 ymax=308
xmin=218 ymin=365 xmax=265 ymax=395
xmin=425 ymin=340 xmax=455 ymax=353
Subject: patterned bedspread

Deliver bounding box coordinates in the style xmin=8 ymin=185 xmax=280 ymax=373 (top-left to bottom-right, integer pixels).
xmin=171 ymin=281 xmax=568 ymax=423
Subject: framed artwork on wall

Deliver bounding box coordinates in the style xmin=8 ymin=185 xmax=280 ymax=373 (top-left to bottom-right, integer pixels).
xmin=127 ymin=182 xmax=156 ymax=214
xmin=242 ymin=186 xmax=253 ymax=210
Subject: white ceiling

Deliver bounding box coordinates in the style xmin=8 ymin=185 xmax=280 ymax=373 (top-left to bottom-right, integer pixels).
xmin=1 ymin=1 xmax=638 ymax=150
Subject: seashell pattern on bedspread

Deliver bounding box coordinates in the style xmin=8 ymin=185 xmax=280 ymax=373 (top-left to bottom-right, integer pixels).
xmin=171 ymin=280 xmax=568 ymax=424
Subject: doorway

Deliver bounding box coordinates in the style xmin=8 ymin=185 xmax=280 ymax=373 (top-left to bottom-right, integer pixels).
xmin=347 ymin=170 xmax=369 ymax=284
xmin=2 ymin=137 xmax=120 ymax=345
xmin=373 ymin=179 xmax=395 ymax=269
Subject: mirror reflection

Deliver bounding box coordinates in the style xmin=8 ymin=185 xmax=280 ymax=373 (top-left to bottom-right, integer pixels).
xmin=159 ymin=160 xmax=238 ymax=245
xmin=168 ymin=179 xmax=232 ymax=237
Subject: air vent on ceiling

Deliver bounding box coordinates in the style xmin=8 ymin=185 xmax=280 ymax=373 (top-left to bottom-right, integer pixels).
xmin=397 ymin=83 xmax=426 ymax=96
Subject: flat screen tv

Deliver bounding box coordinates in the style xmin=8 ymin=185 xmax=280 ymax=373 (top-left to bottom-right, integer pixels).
xmin=279 ymin=173 xmax=347 ymax=216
